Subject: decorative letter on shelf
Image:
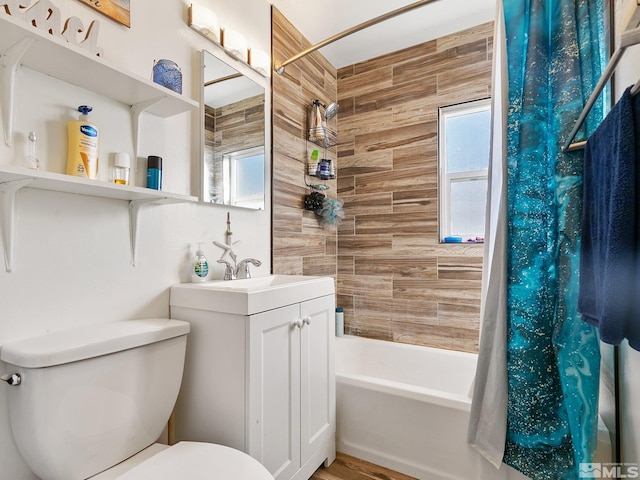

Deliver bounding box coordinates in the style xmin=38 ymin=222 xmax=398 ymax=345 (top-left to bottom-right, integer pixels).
xmin=0 ymin=0 xmax=103 ymax=57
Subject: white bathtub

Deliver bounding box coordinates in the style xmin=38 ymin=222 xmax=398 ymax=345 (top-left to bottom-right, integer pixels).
xmin=336 ymin=335 xmax=609 ymax=480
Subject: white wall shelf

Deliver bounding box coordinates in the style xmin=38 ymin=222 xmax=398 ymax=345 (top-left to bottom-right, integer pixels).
xmin=0 ymin=14 xmax=199 ymax=154
xmin=0 ymin=164 xmax=197 ymax=272
xmin=0 ymin=13 xmax=201 ymax=272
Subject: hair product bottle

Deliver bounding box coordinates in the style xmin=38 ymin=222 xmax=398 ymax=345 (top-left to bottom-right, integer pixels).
xmin=147 ymin=155 xmax=162 ymax=190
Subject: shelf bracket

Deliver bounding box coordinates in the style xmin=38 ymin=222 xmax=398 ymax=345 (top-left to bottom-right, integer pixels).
xmin=130 ymin=97 xmax=166 ymax=168
xmin=0 ymin=37 xmax=37 ymax=147
xmin=0 ymin=178 xmax=34 ymax=272
xmin=128 ymin=198 xmax=160 ymax=266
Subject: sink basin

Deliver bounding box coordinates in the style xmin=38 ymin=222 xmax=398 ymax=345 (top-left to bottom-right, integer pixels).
xmin=196 ymin=275 xmax=317 ymax=291
xmin=170 ymin=275 xmax=335 ymax=315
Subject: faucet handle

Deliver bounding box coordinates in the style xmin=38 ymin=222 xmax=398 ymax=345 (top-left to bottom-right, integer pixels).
xmin=217 ymin=260 xmax=236 ymax=280
xmin=236 ymin=258 xmax=262 ymax=279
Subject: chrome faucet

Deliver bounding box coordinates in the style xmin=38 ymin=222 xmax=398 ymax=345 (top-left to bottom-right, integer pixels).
xmin=236 ymin=258 xmax=262 ymax=279
xmin=212 ymin=214 xmax=261 ymax=280
xmin=217 ymin=260 xmax=237 ymax=280
xmin=217 ymin=258 xmax=262 ymax=280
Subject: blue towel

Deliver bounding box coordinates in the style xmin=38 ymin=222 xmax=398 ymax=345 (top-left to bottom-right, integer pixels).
xmin=578 ymin=86 xmax=640 ymax=350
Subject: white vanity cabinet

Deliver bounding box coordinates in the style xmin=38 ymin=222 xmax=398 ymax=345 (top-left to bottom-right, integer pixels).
xmin=170 ymin=276 xmax=336 ymax=480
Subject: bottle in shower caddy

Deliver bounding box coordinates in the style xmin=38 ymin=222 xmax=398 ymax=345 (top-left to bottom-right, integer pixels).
xmin=67 ymin=105 xmax=99 ymax=179
xmin=308 ymin=149 xmax=320 ymax=176
xmin=318 ymin=159 xmax=332 ymax=180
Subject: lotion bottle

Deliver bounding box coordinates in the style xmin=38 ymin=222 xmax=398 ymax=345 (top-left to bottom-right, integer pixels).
xmin=67 ymin=106 xmax=99 ymax=179
xmin=191 ymin=245 xmax=209 ymax=282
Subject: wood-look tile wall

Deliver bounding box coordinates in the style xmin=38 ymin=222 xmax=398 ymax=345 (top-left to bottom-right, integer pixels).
xmin=271 ymin=8 xmax=492 ymax=353
xmin=335 ymin=22 xmax=494 ymax=353
xmin=271 ymin=7 xmax=338 ymax=277
xmin=204 ymin=95 xmax=264 ymax=204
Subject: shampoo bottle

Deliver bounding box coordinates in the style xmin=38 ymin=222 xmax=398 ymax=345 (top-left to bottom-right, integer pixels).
xmin=191 ymin=245 xmax=209 ymax=282
xmin=67 ymin=106 xmax=99 ymax=179
xmin=308 ymin=149 xmax=319 ymax=176
xmin=335 ymin=307 xmax=344 ymax=336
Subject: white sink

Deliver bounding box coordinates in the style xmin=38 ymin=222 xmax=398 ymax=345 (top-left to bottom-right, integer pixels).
xmin=170 ymin=275 xmax=335 ymax=315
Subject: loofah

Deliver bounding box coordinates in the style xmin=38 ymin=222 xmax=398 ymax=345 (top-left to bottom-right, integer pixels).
xmin=318 ymin=197 xmax=345 ymax=227
xmin=304 ymin=191 xmax=326 ymax=212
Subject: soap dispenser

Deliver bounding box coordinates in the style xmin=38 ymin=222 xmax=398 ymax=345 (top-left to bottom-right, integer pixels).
xmin=190 ymin=245 xmax=209 ymax=282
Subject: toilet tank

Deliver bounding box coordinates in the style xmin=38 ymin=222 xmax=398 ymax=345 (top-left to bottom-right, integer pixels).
xmin=0 ymin=319 xmax=190 ymax=480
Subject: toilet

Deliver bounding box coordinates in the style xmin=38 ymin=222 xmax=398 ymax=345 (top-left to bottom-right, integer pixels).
xmin=0 ymin=318 xmax=274 ymax=480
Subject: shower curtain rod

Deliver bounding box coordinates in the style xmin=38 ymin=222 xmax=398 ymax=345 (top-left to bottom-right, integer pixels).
xmin=205 ymin=73 xmax=243 ymax=87
xmin=274 ymin=0 xmax=441 ymax=75
xmin=563 ymin=3 xmax=640 ymax=152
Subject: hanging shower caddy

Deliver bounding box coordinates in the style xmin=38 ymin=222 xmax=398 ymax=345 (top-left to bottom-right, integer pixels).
xmin=308 ymin=99 xmax=337 ymax=148
xmin=303 ymin=99 xmax=344 ymax=227
xmin=306 ymin=99 xmax=337 ymax=180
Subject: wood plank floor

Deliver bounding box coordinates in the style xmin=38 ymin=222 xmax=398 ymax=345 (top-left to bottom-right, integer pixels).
xmin=310 ymin=453 xmax=418 ymax=480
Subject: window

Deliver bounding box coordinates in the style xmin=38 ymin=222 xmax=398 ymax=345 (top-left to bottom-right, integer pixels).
xmin=438 ymin=99 xmax=491 ymax=242
xmin=222 ymin=146 xmax=265 ymax=209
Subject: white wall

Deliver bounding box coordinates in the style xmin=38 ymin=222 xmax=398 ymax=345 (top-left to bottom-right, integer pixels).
xmin=0 ymin=0 xmax=271 ymax=478
xmin=614 ymin=0 xmax=640 ymax=466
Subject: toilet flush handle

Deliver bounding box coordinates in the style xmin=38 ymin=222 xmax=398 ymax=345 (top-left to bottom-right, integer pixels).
xmin=1 ymin=373 xmax=21 ymax=386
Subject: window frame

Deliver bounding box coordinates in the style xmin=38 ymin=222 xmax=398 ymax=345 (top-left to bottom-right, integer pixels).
xmin=438 ymin=98 xmax=491 ymax=242
xmin=222 ymin=145 xmax=265 ymax=208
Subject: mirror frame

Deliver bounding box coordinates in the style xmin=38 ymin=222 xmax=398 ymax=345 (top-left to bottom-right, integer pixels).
xmin=199 ymin=48 xmax=270 ymax=210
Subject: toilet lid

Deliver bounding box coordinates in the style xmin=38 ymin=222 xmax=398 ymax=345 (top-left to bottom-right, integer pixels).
xmin=116 ymin=442 xmax=274 ymax=480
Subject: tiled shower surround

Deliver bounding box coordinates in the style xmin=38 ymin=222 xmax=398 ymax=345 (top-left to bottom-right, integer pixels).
xmin=272 ymin=7 xmax=493 ymax=353
xmin=271 ymin=7 xmax=339 ymax=276
xmin=204 ymin=95 xmax=264 ymax=203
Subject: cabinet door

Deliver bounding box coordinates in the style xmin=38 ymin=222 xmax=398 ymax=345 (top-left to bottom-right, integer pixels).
xmin=299 ymin=295 xmax=335 ymax=465
xmin=248 ymin=303 xmax=301 ymax=480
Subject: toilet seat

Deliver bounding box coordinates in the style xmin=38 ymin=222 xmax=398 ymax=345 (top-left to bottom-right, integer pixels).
xmin=91 ymin=442 xmax=274 ymax=480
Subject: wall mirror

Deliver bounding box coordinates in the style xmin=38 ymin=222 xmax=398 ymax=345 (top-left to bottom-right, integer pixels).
xmin=201 ymin=49 xmax=266 ymax=210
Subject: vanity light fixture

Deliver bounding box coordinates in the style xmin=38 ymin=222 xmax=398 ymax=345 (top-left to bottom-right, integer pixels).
xmin=189 ymin=2 xmax=221 ymax=44
xmin=249 ymin=49 xmax=271 ymax=77
xmin=222 ymin=28 xmax=248 ymax=63
xmin=188 ymin=3 xmax=270 ymax=78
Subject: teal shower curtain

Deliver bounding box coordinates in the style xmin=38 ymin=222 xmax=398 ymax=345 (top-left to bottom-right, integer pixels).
xmin=470 ymin=1 xmax=608 ymax=479
xmin=504 ymin=0 xmax=605 ymax=477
